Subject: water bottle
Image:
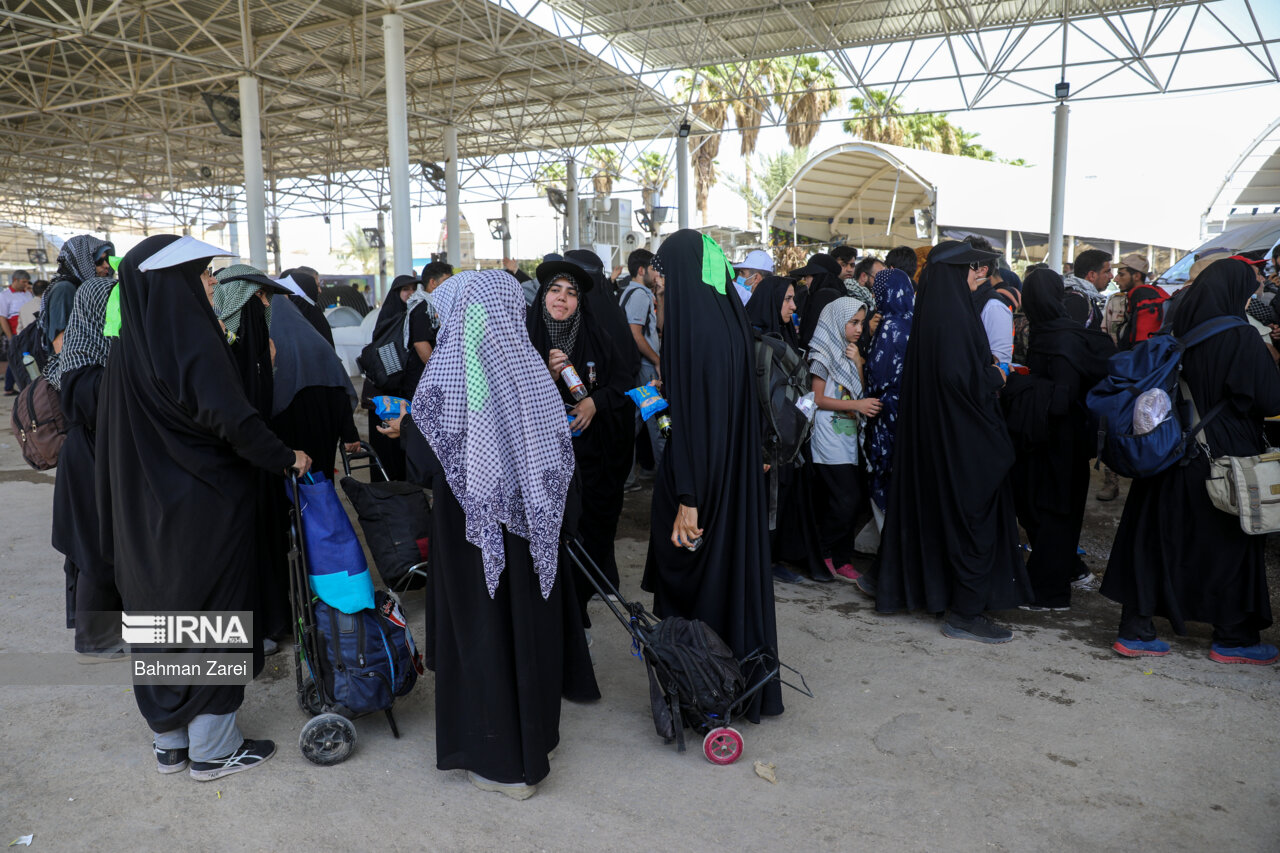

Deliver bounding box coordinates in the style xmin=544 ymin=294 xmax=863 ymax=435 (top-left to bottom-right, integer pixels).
xmin=21 ymin=352 xmax=38 ymax=381
xmin=560 ymin=363 xmax=588 ymax=401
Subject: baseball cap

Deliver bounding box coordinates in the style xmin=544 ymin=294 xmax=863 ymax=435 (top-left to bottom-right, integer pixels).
xmin=733 ymin=249 xmax=775 ymax=274
xmin=927 ymin=239 xmax=1000 ymax=266
xmin=789 ymin=253 xmax=840 ymax=279
xmin=1118 ymin=253 xmax=1149 ymax=275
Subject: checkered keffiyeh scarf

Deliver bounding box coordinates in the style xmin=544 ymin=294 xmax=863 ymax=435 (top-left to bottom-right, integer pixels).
xmin=57 ymin=235 xmax=111 ymax=285
xmin=55 ymin=276 xmax=116 ymax=381
xmin=412 ymin=269 xmax=576 ymax=599
xmin=214 ymin=264 xmax=271 ymax=337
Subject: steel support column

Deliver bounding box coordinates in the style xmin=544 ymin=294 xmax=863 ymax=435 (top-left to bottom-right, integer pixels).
xmin=501 ymin=200 xmax=512 ymax=259
xmin=1047 ymin=100 xmax=1069 ymax=273
xmin=566 ymin=158 xmax=579 ymax=250
xmin=445 ymin=125 xmax=461 ymax=267
xmin=383 ymin=13 xmax=412 ymax=276
xmin=238 ymin=75 xmax=268 ymax=270
xmin=676 ymin=133 xmax=690 ymax=230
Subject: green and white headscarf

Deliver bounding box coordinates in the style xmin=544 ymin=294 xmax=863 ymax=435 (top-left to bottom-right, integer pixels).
xmin=213 ymin=264 xmax=272 ymax=338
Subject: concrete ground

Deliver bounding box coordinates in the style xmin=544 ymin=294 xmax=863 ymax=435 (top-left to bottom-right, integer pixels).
xmin=1 ymin=389 xmax=1277 ymax=852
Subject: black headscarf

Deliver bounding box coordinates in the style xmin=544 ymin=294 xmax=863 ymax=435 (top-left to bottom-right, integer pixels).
xmin=874 ymin=255 xmax=1029 ymax=615
xmin=1023 ymin=268 xmax=1116 ymax=382
xmin=282 ymin=268 xmax=335 ymax=347
xmin=640 ymin=229 xmax=781 ymax=721
xmin=372 ymin=275 xmax=416 ymax=338
xmin=1172 ymin=258 xmax=1255 ymax=336
xmin=744 ymin=275 xmax=798 ymax=347
xmin=795 ymin=258 xmax=846 ymax=349
xmin=566 ymin=249 xmax=640 ymax=386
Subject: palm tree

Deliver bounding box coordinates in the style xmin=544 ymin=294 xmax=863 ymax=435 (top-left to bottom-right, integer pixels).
xmin=588 ymin=146 xmax=622 ymax=195
xmin=337 ymin=227 xmax=378 ymax=274
xmin=770 ymin=56 xmax=837 ymax=149
xmin=725 ymin=146 xmax=809 ymax=221
xmin=675 ymin=66 xmax=731 ymax=225
xmin=633 ymin=151 xmax=671 ymax=210
xmin=843 ymin=90 xmax=909 ymax=146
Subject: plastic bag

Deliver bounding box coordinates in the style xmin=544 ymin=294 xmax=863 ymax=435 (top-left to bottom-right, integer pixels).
xmin=1132 ymin=388 xmax=1172 ymax=436
xmin=625 ymin=384 xmax=669 ymax=422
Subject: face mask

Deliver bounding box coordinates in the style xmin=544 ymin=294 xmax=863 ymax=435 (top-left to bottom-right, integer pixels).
xmin=734 ymin=276 xmax=746 ymax=290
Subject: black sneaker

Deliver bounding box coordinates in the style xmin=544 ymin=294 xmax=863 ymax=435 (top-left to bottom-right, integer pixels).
xmin=189 ymin=739 xmax=276 ymax=782
xmin=154 ymin=743 xmax=189 ymax=775
xmin=941 ymin=615 xmax=1014 ymax=644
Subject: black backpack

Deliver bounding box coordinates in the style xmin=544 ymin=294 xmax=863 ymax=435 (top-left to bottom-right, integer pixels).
xmin=356 ymin=315 xmax=409 ymax=395
xmin=643 ymin=616 xmax=744 ymax=750
xmin=8 ymin=316 xmax=49 ymax=393
xmin=339 ymin=476 xmax=430 ymax=591
xmin=753 ymin=332 xmax=813 ymax=466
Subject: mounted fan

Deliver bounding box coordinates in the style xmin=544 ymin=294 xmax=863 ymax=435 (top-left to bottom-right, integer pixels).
xmin=201 ymin=92 xmax=241 ymax=138
xmin=362 ymin=227 xmax=385 ymax=249
xmin=420 ymin=161 xmax=446 ymax=192
xmin=487 ymin=218 xmax=510 ymax=240
xmin=546 ymin=187 xmax=568 ymax=216
xmin=621 ymin=230 xmax=646 ymax=251
xmin=634 ymin=209 xmax=653 ymax=234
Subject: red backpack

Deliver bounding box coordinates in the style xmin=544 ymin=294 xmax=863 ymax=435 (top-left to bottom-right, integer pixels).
xmin=1117 ymin=284 xmax=1169 ymax=350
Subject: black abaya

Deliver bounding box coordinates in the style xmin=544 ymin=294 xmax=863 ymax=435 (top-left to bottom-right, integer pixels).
xmin=428 ymin=473 xmax=598 ymax=784
xmin=745 ymin=276 xmax=824 ymax=577
xmin=527 ymin=278 xmax=634 ymax=625
xmin=1102 ymin=260 xmax=1280 ymax=639
xmin=52 ymin=364 xmax=121 ymax=651
xmin=875 ymin=250 xmax=1031 ymax=618
xmin=1006 ymin=271 xmax=1116 ymax=608
xmin=272 ymin=386 xmax=358 ymax=479
xmin=640 ymin=230 xmax=782 ymax=720
xmin=97 ymin=236 xmax=295 ymax=733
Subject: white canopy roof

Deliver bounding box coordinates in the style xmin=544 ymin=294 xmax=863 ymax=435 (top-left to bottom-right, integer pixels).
xmin=765 ymin=142 xmax=1185 ymax=252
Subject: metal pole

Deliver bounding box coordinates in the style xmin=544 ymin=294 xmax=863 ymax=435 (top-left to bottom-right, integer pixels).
xmin=444 ymin=125 xmax=461 ymax=267
xmin=676 ymin=133 xmax=690 ymax=230
xmin=501 ymin=200 xmax=512 ymax=259
xmin=566 ymin=158 xmax=579 ymax=251
xmin=383 ymin=13 xmax=412 ymax=277
xmin=377 ymin=210 xmax=388 ymax=297
xmin=238 ymin=75 xmax=268 ymax=270
xmin=1113 ymin=239 xmax=1121 ymax=261
xmin=790 ymin=185 xmax=797 ymax=247
xmin=227 ymin=195 xmax=240 ymax=264
xmin=1047 ymin=100 xmax=1069 ymax=274
xmin=1005 ymin=228 xmax=1014 ymax=263
xmin=271 ymin=218 xmax=281 ymax=275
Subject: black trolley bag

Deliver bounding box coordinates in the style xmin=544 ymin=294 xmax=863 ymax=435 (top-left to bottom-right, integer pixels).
xmin=337 ymin=441 xmax=430 ymax=591
xmin=563 ymin=537 xmax=811 ymax=765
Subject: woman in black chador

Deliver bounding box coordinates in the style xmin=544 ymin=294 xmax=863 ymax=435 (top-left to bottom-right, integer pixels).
xmin=412 ymin=269 xmax=598 ymax=800
xmin=213 ymin=265 xmax=295 ymax=644
xmin=873 ymin=240 xmax=1030 ymax=643
xmin=527 ymin=259 xmax=634 ymax=624
xmin=745 ymin=275 xmax=827 ymax=584
xmin=640 ymin=229 xmax=783 ymax=720
xmin=1005 ymin=269 xmax=1115 ymax=610
xmin=97 ymin=236 xmax=310 ymax=779
xmin=1102 ymin=258 xmax=1280 ymax=664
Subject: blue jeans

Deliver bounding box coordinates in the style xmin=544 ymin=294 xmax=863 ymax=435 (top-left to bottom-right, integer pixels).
xmin=636 ymin=360 xmax=665 ymax=471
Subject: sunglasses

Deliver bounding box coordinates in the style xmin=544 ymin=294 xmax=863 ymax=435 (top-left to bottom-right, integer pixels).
xmin=969 ymin=261 xmax=983 ymax=271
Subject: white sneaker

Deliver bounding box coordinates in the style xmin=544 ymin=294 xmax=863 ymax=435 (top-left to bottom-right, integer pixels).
xmin=468 ymin=771 xmax=537 ymax=800
xmin=1071 ymin=572 xmax=1101 ymax=592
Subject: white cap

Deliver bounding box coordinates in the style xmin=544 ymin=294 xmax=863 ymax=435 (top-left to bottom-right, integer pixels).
xmin=273 ymin=275 xmax=315 ymax=304
xmin=138 ymin=236 xmax=232 ymax=272
xmin=733 ymin=249 xmax=775 ymax=274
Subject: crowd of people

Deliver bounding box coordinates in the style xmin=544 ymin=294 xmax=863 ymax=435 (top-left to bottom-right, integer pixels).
xmin=8 ymin=225 xmax=1278 ymax=799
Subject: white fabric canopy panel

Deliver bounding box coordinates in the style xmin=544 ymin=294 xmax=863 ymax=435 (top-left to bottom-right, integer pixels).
xmin=766 ymin=141 xmax=1185 ymax=252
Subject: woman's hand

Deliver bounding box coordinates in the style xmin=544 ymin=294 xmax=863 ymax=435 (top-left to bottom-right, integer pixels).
xmin=854 ymin=397 xmax=882 ymax=417
xmin=547 ymin=348 xmax=569 ymax=380
xmin=291 ymin=450 xmax=312 ymax=476
xmin=569 ymin=396 xmax=597 ymax=432
xmin=845 ymin=342 xmax=863 ymax=366
xmin=376 ymin=414 xmax=404 ymax=440
xmin=671 ymin=504 xmax=703 ymax=549
xmin=868 ymin=313 xmax=882 ymax=337
xmin=269 ymin=337 xmax=277 ymax=366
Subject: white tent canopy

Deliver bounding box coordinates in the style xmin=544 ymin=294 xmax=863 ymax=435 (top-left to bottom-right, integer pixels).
xmin=765 ymin=142 xmax=1185 ymax=254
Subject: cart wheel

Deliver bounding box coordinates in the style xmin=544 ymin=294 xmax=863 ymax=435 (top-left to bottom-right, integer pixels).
xmin=702 ymin=727 xmax=744 ymax=765
xmin=297 ymin=680 xmax=323 ymax=716
xmin=299 ymin=713 xmax=356 ymax=766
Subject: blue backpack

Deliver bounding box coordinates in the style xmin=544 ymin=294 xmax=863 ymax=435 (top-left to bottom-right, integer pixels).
xmin=313 ymin=589 xmax=423 ymax=717
xmin=1086 ymin=315 xmax=1246 ymax=479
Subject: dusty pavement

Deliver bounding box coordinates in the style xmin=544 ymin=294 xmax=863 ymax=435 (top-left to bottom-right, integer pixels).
xmin=1 ymin=388 xmax=1277 ymax=853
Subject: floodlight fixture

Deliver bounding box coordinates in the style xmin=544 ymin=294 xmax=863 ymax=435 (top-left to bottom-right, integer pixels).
xmin=1054 ymin=81 xmax=1070 ymax=99
xmin=677 ymin=122 xmax=690 ymax=138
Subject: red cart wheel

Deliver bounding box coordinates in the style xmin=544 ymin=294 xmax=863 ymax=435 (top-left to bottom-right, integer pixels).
xmin=702 ymin=727 xmax=744 ymax=765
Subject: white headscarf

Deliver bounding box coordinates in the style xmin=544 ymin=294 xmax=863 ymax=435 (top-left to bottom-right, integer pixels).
xmin=809 ymin=295 xmax=867 ymax=399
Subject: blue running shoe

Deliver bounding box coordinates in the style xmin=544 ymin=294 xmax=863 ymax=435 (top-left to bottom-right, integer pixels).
xmin=1209 ymin=643 xmax=1279 ymax=665
xmin=1112 ymin=637 xmax=1170 ymax=657
xmin=772 ymin=564 xmax=804 ymax=584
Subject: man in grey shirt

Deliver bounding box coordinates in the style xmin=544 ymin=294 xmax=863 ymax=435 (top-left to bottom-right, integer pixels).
xmin=619 ymin=248 xmax=665 ymax=479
